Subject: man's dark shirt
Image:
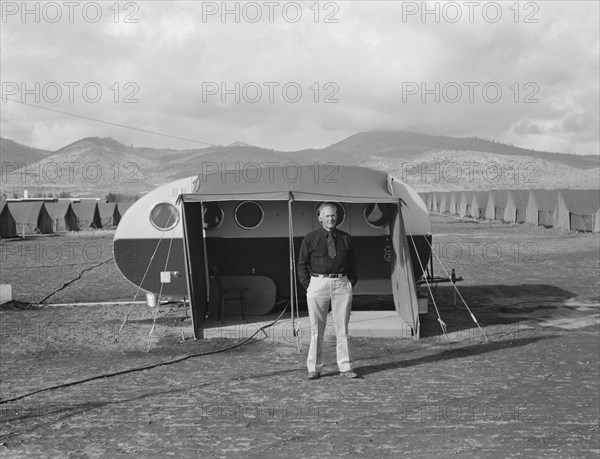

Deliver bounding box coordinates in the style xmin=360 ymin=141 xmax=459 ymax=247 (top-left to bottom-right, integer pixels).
xmin=298 ymin=227 xmax=357 ymax=290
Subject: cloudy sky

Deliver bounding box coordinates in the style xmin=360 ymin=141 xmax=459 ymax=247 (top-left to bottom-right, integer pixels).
xmin=1 ymin=1 xmax=598 ymax=155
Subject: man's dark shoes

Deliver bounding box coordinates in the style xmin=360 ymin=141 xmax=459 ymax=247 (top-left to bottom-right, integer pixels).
xmin=341 ymin=370 xmax=358 ymax=379
xmin=308 ymin=372 xmax=320 ymax=380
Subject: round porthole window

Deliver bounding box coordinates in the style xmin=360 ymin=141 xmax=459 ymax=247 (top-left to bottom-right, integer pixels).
xmin=364 ymin=203 xmax=388 ymax=228
xmin=149 ymin=202 xmax=180 ymax=231
xmin=202 ymin=203 xmax=224 ymax=230
xmin=315 ymin=202 xmax=346 ymax=226
xmin=234 ymin=201 xmax=264 ymax=230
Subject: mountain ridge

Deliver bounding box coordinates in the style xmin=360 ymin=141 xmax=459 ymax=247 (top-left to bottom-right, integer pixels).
xmin=1 ymin=132 xmax=598 ymax=197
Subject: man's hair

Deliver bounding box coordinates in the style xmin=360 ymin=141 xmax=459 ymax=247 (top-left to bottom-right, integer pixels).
xmin=317 ymin=202 xmax=337 ymax=216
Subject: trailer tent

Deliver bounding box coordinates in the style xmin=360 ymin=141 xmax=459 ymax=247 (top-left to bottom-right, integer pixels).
xmin=485 ymin=190 xmax=509 ymax=221
xmin=554 ymin=189 xmax=600 ymax=232
xmin=45 ymin=201 xmax=78 ymax=231
xmin=178 ymin=165 xmax=426 ymax=339
xmin=470 ymin=191 xmax=489 ymax=219
xmin=504 ymin=190 xmax=530 ymax=223
xmin=72 ymin=201 xmax=102 ymax=229
xmin=0 ymin=200 xmax=17 ymax=237
xmin=526 ymin=190 xmax=558 ymax=227
xmin=7 ymin=201 xmax=53 ymax=235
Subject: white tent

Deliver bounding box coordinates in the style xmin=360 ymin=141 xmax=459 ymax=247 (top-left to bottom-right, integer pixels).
xmin=526 ymin=190 xmax=558 ymax=227
xmin=449 ymin=192 xmax=461 ymax=215
xmin=471 ymin=191 xmax=489 ymax=219
xmin=485 ymin=190 xmax=509 ymax=221
xmin=459 ymin=191 xmax=474 ymax=217
xmin=554 ymin=189 xmax=600 ymax=232
xmin=504 ymin=190 xmax=530 ymax=223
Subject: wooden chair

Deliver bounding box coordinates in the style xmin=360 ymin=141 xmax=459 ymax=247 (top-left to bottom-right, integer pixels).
xmin=211 ymin=264 xmax=248 ymax=323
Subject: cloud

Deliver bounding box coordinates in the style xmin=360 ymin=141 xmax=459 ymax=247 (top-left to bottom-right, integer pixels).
xmin=1 ymin=1 xmax=598 ymax=155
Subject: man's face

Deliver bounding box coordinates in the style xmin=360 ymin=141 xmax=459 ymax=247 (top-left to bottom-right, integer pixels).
xmin=319 ymin=205 xmax=337 ymax=231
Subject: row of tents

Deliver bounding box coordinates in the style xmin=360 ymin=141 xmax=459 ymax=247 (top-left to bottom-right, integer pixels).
xmin=0 ymin=200 xmax=134 ymax=237
xmin=419 ymin=189 xmax=600 ymax=233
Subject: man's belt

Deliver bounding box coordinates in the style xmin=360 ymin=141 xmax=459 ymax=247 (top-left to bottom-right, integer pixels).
xmin=311 ymin=273 xmax=345 ymax=278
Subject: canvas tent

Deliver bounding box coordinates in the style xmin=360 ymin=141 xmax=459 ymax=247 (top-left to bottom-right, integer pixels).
xmin=45 ymin=201 xmax=78 ymax=231
xmin=72 ymin=201 xmax=102 ymax=229
xmin=7 ymin=201 xmax=53 ymax=235
xmin=449 ymin=192 xmax=461 ymax=215
xmin=504 ymin=190 xmax=530 ymax=223
xmin=437 ymin=192 xmax=449 ymax=214
xmin=459 ymin=191 xmax=474 ymax=217
xmin=179 ymin=165 xmax=424 ymax=340
xmin=471 ymin=191 xmax=489 ymax=219
xmin=116 ymin=202 xmax=133 ymax=226
xmin=98 ymin=202 xmax=120 ymax=227
xmin=0 ymin=199 xmax=17 ymax=237
xmin=554 ymin=189 xmax=600 ymax=232
xmin=420 ymin=192 xmax=433 ymax=212
xmin=526 ymin=190 xmax=558 ymax=227
xmin=419 ymin=192 xmax=427 ymax=208
xmin=485 ymin=190 xmax=509 ymax=221
xmin=432 ymin=192 xmax=442 ymax=213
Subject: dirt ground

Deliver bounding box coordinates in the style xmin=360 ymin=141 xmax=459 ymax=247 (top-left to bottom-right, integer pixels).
xmin=0 ymin=216 xmax=599 ymax=458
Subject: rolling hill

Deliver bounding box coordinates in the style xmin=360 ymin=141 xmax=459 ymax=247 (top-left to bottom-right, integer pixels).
xmin=1 ymin=137 xmax=51 ymax=165
xmin=1 ymin=132 xmax=598 ymax=198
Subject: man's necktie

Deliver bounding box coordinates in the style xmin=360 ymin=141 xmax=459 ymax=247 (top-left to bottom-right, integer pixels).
xmin=327 ymin=233 xmax=336 ymax=259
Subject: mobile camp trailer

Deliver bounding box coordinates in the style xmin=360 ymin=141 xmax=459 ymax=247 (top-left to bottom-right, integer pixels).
xmin=114 ymin=165 xmax=432 ymax=339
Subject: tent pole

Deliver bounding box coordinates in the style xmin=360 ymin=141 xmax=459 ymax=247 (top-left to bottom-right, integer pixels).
xmin=288 ymin=196 xmax=295 ymax=336
xmin=200 ymin=202 xmax=210 ymax=304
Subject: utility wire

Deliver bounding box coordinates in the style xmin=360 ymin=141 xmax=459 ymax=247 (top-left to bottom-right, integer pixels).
xmin=2 ymin=98 xmax=216 ymax=147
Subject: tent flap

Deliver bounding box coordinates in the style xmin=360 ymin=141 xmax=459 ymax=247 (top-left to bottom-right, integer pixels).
xmin=388 ymin=202 xmax=420 ymax=338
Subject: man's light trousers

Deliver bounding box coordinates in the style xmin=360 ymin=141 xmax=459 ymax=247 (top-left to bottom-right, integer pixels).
xmin=306 ymin=276 xmax=353 ymax=373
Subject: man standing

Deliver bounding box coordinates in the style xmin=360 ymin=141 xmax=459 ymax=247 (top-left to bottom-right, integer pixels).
xmin=298 ymin=202 xmax=358 ymax=379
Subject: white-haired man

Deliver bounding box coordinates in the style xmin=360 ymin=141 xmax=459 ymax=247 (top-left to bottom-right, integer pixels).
xmin=298 ymin=202 xmax=358 ymax=379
